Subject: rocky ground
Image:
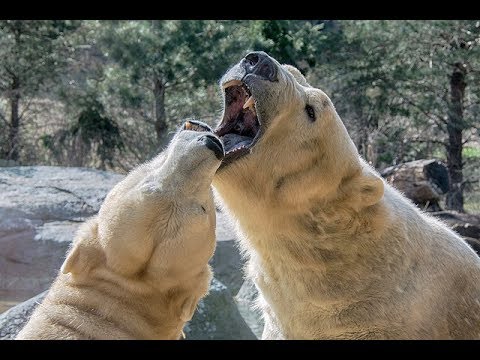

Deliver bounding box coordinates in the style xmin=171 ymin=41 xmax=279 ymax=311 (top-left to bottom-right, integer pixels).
xmin=0 ymin=166 xmax=262 ymax=339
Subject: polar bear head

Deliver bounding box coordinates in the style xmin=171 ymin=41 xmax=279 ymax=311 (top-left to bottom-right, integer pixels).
xmin=214 ymin=52 xmax=383 ymax=209
xmin=62 ymin=122 xmax=224 ymax=293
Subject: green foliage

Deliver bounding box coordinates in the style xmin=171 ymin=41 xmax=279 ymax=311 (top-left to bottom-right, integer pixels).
xmin=0 ymin=20 xmax=479 ymax=210
xmin=0 ymin=20 xmax=80 ymax=95
xmin=256 ymin=20 xmax=327 ymax=73
xmin=71 ymin=98 xmax=123 ymax=159
xmin=0 ymin=20 xmax=80 ymax=159
xmin=463 ymin=146 xmax=480 ymax=160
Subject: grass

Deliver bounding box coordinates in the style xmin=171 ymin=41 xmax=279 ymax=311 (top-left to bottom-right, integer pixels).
xmin=463 ymin=146 xmax=480 ymax=160
xmin=432 ymin=146 xmax=480 ymax=161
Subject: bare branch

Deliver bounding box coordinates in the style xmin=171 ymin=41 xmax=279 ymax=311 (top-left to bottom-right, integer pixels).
xmin=391 ymin=88 xmax=447 ymax=129
xmin=17 ymin=96 xmax=35 ymax=122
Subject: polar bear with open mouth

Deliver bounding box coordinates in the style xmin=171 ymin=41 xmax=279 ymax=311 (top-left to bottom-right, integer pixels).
xmin=213 ymin=51 xmax=480 ymax=339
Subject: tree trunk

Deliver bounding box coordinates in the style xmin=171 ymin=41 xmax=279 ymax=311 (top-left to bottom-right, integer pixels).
xmin=7 ymin=75 xmax=20 ymax=161
xmin=153 ymin=74 xmax=168 ymax=146
xmin=445 ymin=62 xmax=466 ymax=212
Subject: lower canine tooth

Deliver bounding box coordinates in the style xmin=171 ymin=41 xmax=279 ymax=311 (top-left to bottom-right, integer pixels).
xmin=243 ymin=96 xmax=254 ymax=109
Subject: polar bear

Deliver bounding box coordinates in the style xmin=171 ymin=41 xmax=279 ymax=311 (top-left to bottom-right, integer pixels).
xmin=212 ymin=51 xmax=480 ymax=339
xmin=17 ymin=121 xmax=224 ymax=340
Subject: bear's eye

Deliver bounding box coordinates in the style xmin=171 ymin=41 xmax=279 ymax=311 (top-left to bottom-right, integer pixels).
xmin=305 ymin=104 xmax=315 ymax=121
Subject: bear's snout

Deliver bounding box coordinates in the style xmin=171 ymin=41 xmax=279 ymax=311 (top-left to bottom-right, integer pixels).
xmin=242 ymin=51 xmax=278 ymax=82
xmin=201 ymin=134 xmax=224 ymax=160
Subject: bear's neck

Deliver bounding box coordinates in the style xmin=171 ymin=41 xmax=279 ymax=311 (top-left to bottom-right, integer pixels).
xmin=214 ymin=175 xmax=388 ymax=295
xmin=43 ymin=268 xmax=202 ymax=339
xmin=214 ymin=178 xmax=391 ymax=338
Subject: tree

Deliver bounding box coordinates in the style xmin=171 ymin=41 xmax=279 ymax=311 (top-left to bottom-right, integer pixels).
xmin=383 ymin=20 xmax=480 ymax=212
xmin=95 ymin=20 xmax=256 ymax=148
xmin=309 ymin=21 xmax=480 ymax=212
xmin=0 ymin=20 xmax=79 ymax=161
xmin=254 ymin=20 xmax=327 ymax=74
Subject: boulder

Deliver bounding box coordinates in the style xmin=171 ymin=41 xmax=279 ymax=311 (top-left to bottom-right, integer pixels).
xmin=209 ymin=240 xmax=245 ymax=296
xmin=184 ymin=278 xmax=256 ymax=340
xmin=381 ymin=159 xmax=449 ymax=211
xmin=0 ymin=166 xmax=124 ymax=307
xmin=235 ymin=278 xmax=264 ymax=339
xmin=0 ymin=278 xmax=256 ymax=340
xmin=0 ymin=291 xmax=47 ymax=340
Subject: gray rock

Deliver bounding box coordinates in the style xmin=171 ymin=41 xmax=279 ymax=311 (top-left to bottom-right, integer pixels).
xmin=0 ymin=291 xmax=47 ymax=339
xmin=209 ymin=240 xmax=245 ymax=296
xmin=0 ymin=166 xmax=124 ymax=303
xmin=235 ymin=278 xmax=264 ymax=339
xmin=184 ymin=278 xmax=256 ymax=340
xmin=0 ymin=279 xmax=256 ymax=340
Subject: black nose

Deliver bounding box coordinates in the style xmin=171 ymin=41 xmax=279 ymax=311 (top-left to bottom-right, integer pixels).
xmin=203 ymin=135 xmax=224 ymax=160
xmin=242 ymin=52 xmax=277 ymax=82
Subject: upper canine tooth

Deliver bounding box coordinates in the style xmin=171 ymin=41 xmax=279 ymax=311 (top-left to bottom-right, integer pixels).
xmin=222 ymin=79 xmax=242 ymax=89
xmin=243 ymin=96 xmax=254 ymax=109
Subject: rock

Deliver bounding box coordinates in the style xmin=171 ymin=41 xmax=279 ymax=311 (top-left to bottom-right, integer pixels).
xmin=211 ymin=206 xmax=246 ymax=295
xmin=381 ymin=159 xmax=449 ymax=211
xmin=0 ymin=166 xmax=124 ymax=305
xmin=235 ymin=278 xmax=264 ymax=339
xmin=0 ymin=279 xmax=256 ymax=340
xmin=184 ymin=278 xmax=256 ymax=340
xmin=209 ymin=240 xmax=245 ymax=296
xmin=0 ymin=291 xmax=47 ymax=339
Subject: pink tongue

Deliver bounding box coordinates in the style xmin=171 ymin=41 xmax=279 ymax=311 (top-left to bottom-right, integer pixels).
xmin=242 ymin=111 xmax=258 ymax=134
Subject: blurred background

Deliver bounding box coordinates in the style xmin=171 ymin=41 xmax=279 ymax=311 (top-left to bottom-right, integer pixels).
xmin=0 ymin=21 xmax=479 ymax=336
xmin=1 ymin=20 xmax=479 ymax=210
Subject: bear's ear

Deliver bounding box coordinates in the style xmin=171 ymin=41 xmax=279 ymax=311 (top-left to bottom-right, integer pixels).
xmin=283 ymin=64 xmax=311 ymax=87
xmin=60 ymin=246 xmax=76 ymax=275
xmin=61 ymin=243 xmax=88 ymax=275
xmin=358 ymin=170 xmax=385 ymax=208
xmin=61 ymin=219 xmax=102 ymax=276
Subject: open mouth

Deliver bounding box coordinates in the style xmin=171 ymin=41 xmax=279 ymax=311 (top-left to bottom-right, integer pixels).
xmin=215 ymin=80 xmax=261 ymax=162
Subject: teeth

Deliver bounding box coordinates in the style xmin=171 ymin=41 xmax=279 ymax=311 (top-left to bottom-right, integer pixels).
xmin=222 ymin=79 xmax=242 ymax=89
xmin=225 ymin=145 xmax=248 ymax=155
xmin=243 ymin=96 xmax=255 ymax=110
xmin=226 ymin=145 xmax=248 ymax=155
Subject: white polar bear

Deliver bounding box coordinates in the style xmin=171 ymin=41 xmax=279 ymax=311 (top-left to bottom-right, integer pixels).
xmin=17 ymin=121 xmax=224 ymax=339
xmin=213 ymin=51 xmax=480 ymax=339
